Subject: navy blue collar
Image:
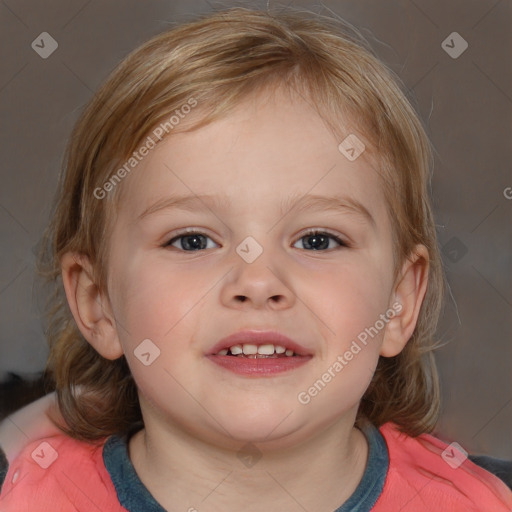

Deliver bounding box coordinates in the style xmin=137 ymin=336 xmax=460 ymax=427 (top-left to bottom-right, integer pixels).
xmin=103 ymin=422 xmax=388 ymax=512
xmin=334 ymin=422 xmax=388 ymax=511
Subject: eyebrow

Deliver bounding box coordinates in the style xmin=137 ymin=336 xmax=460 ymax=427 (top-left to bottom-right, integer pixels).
xmin=280 ymin=193 xmax=376 ymax=228
xmin=138 ymin=192 xmax=375 ymax=228
xmin=137 ymin=194 xmax=225 ymax=220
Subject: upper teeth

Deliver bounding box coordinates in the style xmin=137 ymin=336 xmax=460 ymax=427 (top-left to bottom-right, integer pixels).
xmin=217 ymin=344 xmax=295 ymax=356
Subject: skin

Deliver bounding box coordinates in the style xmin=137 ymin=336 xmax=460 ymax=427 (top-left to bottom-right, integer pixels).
xmin=61 ymin=85 xmax=429 ymax=511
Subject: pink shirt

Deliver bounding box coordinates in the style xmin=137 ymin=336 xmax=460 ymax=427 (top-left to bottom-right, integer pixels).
xmin=1 ymin=422 xmax=511 ymax=511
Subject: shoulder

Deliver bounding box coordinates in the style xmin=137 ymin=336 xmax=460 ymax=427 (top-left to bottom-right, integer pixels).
xmin=468 ymin=453 xmax=512 ymax=489
xmin=372 ymin=422 xmax=512 ymax=512
xmin=0 ymin=433 xmax=127 ymax=512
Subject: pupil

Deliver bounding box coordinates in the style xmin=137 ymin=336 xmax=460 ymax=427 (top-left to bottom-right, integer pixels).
xmin=182 ymin=234 xmax=206 ymax=250
xmin=304 ymin=234 xmax=328 ymax=250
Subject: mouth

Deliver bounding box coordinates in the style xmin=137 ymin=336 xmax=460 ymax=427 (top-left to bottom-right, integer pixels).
xmin=214 ymin=343 xmax=298 ymax=358
xmin=206 ymin=330 xmax=313 ymax=376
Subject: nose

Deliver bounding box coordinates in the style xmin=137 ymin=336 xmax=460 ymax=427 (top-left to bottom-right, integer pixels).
xmin=220 ymin=245 xmax=296 ymax=311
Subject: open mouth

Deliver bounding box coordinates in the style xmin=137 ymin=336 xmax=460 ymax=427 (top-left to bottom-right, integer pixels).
xmin=207 ymin=342 xmax=311 ymax=376
xmin=206 ymin=330 xmax=313 ymax=376
xmin=215 ymin=343 xmax=298 ymax=358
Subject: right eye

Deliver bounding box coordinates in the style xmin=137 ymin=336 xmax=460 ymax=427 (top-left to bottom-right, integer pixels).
xmin=165 ymin=231 xmax=219 ymax=251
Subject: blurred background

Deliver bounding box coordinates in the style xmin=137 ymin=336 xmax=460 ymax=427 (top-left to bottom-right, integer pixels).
xmin=0 ymin=0 xmax=511 ymax=457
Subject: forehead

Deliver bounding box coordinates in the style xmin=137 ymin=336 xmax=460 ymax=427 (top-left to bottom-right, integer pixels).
xmin=116 ymin=86 xmax=387 ymax=225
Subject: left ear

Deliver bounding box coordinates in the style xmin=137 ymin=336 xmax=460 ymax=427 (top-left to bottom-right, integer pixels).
xmin=380 ymin=244 xmax=429 ymax=357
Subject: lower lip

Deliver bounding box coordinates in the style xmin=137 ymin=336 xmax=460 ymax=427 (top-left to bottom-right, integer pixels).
xmin=206 ymin=354 xmax=312 ymax=376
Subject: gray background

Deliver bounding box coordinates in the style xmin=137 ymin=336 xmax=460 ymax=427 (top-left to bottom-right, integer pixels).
xmin=0 ymin=0 xmax=511 ymax=457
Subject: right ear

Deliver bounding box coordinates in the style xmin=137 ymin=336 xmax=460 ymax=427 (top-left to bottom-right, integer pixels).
xmin=60 ymin=252 xmax=123 ymax=360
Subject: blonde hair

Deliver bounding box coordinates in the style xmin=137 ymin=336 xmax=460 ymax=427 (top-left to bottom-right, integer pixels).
xmin=41 ymin=6 xmax=445 ymax=440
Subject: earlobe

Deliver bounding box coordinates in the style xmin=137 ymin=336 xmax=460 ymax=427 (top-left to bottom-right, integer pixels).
xmin=380 ymin=245 xmax=429 ymax=357
xmin=60 ymin=252 xmax=123 ymax=360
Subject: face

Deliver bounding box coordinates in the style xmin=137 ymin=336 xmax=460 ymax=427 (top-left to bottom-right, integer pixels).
xmin=105 ymin=87 xmax=399 ymax=449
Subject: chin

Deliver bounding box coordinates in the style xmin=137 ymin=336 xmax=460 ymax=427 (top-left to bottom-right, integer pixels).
xmin=215 ymin=402 xmax=301 ymax=444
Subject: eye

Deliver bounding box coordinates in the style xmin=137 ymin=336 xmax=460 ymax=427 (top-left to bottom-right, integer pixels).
xmin=293 ymin=230 xmax=348 ymax=251
xmin=165 ymin=231 xmax=219 ymax=251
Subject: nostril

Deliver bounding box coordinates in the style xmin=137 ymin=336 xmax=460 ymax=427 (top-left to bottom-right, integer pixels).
xmin=235 ymin=295 xmax=247 ymax=302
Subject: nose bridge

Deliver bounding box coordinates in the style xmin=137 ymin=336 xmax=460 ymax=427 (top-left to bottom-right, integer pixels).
xmin=221 ymin=234 xmax=295 ymax=309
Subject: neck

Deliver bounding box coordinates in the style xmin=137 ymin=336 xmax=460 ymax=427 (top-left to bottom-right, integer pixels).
xmin=128 ymin=412 xmax=369 ymax=512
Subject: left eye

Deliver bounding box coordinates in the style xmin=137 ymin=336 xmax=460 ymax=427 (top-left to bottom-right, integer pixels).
xmin=293 ymin=231 xmax=346 ymax=251
xmin=166 ymin=232 xmax=219 ymax=251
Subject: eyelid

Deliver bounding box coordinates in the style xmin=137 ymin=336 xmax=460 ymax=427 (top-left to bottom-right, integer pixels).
xmin=163 ymin=228 xmax=220 ymax=247
xmin=294 ymin=228 xmax=350 ymax=247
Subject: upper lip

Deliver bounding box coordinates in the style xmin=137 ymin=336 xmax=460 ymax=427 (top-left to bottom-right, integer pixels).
xmin=208 ymin=330 xmax=312 ymax=356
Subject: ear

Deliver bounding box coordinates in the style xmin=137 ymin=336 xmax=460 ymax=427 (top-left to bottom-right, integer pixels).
xmin=380 ymin=245 xmax=429 ymax=357
xmin=60 ymin=252 xmax=123 ymax=360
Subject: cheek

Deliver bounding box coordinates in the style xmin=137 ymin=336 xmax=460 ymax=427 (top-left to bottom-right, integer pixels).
xmin=109 ymin=254 xmax=202 ymax=341
xmin=108 ymin=257 xmax=205 ymax=404
xmin=312 ymin=261 xmax=391 ymax=335
xmin=298 ymin=280 xmax=383 ymax=416
xmin=301 ymin=258 xmax=392 ymax=408
xmin=297 ymin=335 xmax=379 ymax=421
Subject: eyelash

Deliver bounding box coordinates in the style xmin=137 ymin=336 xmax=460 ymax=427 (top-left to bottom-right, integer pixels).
xmin=164 ymin=229 xmax=349 ymax=252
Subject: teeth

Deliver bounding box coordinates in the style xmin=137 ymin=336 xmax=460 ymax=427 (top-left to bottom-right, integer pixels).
xmin=216 ymin=343 xmax=297 ymax=356
xmin=242 ymin=344 xmax=258 ymax=355
xmin=257 ymin=344 xmax=275 ymax=355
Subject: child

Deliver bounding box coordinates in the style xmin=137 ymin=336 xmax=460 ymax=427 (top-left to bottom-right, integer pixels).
xmin=0 ymin=7 xmax=511 ymax=511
